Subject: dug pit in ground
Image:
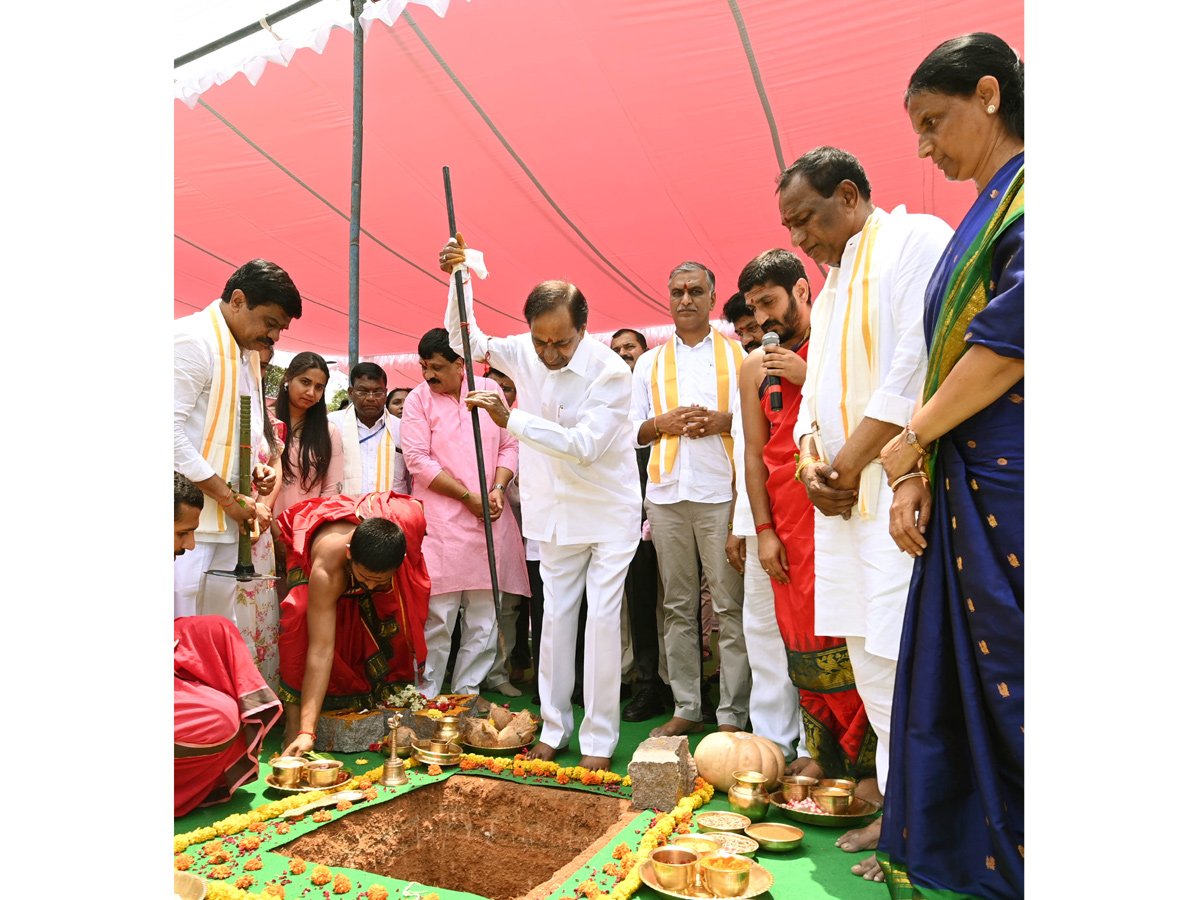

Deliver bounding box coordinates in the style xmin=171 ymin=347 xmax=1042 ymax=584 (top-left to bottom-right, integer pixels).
xmin=275 ymin=775 xmax=638 ymax=900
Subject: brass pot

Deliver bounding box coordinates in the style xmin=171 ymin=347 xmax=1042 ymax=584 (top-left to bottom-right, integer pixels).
xmin=780 ymin=774 xmax=819 ymax=803
xmin=650 ymin=846 xmax=698 ymax=892
xmin=699 ymin=852 xmax=753 ymax=898
xmin=271 ymin=756 xmax=307 ymax=788
xmin=304 ymin=759 xmax=344 ymax=788
xmin=727 ymin=770 xmax=770 ymax=823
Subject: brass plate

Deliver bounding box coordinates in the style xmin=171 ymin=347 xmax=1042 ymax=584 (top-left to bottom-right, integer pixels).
xmin=744 ymin=821 xmax=804 ymax=852
xmin=412 ymin=739 xmax=462 ymax=767
xmin=696 ymin=811 xmax=752 ymax=834
xmin=264 ymin=769 xmax=353 ymax=793
xmin=768 ymin=790 xmax=880 ymax=828
xmin=639 ymin=859 xmax=774 ymax=900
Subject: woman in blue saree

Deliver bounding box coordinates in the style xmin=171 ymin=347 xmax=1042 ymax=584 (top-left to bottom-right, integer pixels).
xmin=876 ymin=33 xmax=1024 ymax=900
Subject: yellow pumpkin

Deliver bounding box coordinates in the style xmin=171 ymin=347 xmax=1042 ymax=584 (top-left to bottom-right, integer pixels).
xmin=693 ymin=731 xmax=786 ymax=792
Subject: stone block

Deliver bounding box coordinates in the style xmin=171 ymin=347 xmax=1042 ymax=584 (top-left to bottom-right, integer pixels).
xmin=628 ymin=734 xmax=698 ymax=811
xmin=313 ymin=709 xmax=390 ymax=753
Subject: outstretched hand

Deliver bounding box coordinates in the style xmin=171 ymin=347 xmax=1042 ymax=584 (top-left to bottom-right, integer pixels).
xmin=281 ymin=731 xmax=314 ymax=759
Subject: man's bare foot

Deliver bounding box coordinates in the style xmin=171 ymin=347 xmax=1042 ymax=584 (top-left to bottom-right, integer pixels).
xmin=717 ymin=724 xmax=739 ymax=733
xmin=836 ymin=815 xmax=881 ymax=853
xmin=851 ymin=853 xmax=884 ymax=881
xmin=649 ymin=716 xmax=705 ymax=737
xmin=785 ymin=756 xmax=824 ymax=778
xmin=855 ymin=776 xmax=884 ymax=807
xmin=579 ymin=755 xmax=613 ymax=771
xmin=525 ymin=741 xmax=562 ymax=762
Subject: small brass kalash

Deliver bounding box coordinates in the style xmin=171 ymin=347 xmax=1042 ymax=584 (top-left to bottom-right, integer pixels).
xmin=380 ymin=711 xmax=409 ymax=786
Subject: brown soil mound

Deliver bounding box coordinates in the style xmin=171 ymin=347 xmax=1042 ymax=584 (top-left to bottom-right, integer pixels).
xmin=275 ymin=775 xmax=635 ymax=900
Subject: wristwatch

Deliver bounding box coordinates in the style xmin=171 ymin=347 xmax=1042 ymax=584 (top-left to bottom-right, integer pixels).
xmin=904 ymin=423 xmax=928 ymax=459
xmin=491 ymin=484 xmax=505 ymax=493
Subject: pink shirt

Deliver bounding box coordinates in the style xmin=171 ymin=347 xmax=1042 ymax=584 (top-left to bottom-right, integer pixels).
xmin=271 ymin=420 xmax=346 ymax=519
xmin=401 ymin=377 xmax=529 ymax=596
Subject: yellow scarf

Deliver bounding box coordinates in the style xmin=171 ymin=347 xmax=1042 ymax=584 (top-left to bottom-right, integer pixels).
xmin=806 ymin=210 xmax=885 ymax=518
xmin=197 ymin=300 xmax=262 ymax=535
xmin=648 ymin=329 xmax=743 ymax=483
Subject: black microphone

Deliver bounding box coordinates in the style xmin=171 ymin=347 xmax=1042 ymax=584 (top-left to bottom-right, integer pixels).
xmin=761 ymin=331 xmax=783 ymax=411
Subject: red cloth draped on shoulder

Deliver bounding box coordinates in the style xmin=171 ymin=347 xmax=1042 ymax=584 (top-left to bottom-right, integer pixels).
xmin=276 ymin=492 xmax=431 ymax=708
xmin=762 ymin=343 xmax=873 ymax=777
xmin=174 ymin=615 xmax=282 ymax=817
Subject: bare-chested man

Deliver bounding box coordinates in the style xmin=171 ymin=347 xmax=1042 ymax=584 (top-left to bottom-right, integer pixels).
xmin=276 ymin=492 xmax=431 ymax=757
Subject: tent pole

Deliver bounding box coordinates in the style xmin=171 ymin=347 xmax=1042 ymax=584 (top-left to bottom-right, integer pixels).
xmin=174 ymin=0 xmax=325 ymax=69
xmin=348 ymin=0 xmax=364 ymax=370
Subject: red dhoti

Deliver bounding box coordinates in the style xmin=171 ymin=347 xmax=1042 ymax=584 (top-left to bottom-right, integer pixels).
xmin=276 ymin=492 xmax=431 ymax=709
xmin=762 ymin=349 xmax=875 ymax=779
xmin=174 ymin=615 xmax=282 ymax=817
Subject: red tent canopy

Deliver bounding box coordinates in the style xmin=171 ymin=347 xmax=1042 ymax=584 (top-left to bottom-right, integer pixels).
xmin=174 ymin=0 xmax=1023 ymax=386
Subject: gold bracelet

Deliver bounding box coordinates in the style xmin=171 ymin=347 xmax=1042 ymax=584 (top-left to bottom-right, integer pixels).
xmin=888 ymin=471 xmax=928 ymax=491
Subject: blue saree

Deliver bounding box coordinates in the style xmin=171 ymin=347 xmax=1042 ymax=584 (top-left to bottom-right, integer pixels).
xmin=878 ymin=152 xmax=1025 ymax=900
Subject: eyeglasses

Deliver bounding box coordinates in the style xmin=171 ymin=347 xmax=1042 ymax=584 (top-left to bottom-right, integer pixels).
xmin=353 ymin=388 xmax=386 ymax=398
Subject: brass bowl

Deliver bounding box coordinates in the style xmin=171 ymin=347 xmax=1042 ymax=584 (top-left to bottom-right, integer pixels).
xmin=433 ymin=715 xmax=460 ymax=742
xmin=818 ymin=777 xmax=858 ymax=795
xmin=270 ymin=756 xmax=307 ymax=787
xmin=744 ymin=821 xmax=805 ymax=852
xmin=696 ymin=811 xmax=751 ymax=834
xmin=811 ymin=786 xmax=853 ymax=814
xmin=699 ymin=851 xmax=754 ymax=898
xmin=780 ymin=774 xmax=819 ymax=803
xmin=649 ymin=845 xmax=698 ymax=892
xmin=669 ymin=833 xmax=722 ymax=860
xmin=304 ymin=759 xmax=344 ymax=788
xmin=706 ymin=831 xmax=758 ymax=859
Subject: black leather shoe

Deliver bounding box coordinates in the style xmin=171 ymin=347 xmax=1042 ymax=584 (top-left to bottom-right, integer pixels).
xmin=620 ymin=681 xmax=634 ymax=700
xmin=621 ymin=688 xmax=666 ymax=722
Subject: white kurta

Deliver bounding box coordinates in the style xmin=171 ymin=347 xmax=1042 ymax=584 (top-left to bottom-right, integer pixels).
xmin=794 ymin=204 xmax=951 ymax=657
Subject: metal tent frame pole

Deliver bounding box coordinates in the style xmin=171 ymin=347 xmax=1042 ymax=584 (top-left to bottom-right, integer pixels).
xmin=348 ymin=0 xmax=365 ymax=370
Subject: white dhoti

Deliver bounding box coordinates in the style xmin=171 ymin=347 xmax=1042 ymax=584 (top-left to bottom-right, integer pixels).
xmin=537 ymin=536 xmax=638 ymax=758
xmin=174 ymin=540 xmax=240 ymax=622
xmin=742 ymin=534 xmax=803 ymax=761
xmin=420 ymin=589 xmax=498 ymax=696
xmin=812 ymin=480 xmax=914 ymax=793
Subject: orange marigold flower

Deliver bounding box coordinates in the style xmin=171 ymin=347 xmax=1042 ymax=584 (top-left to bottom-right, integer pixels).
xmin=332 ymin=873 xmax=352 ymax=893
xmin=275 ymin=822 xmax=291 ymax=835
xmin=428 ymin=763 xmax=443 ymax=776
xmin=311 ymin=865 xmax=333 ymax=886
xmin=248 ymin=822 xmax=267 ymax=833
xmin=203 ymin=841 xmax=224 ymax=855
xmin=235 ymin=875 xmax=255 ymax=889
xmin=239 ymin=835 xmax=262 ymax=851
xmin=555 ymin=771 xmax=571 ymax=784
xmin=364 ymin=789 xmax=378 ymax=801
xmin=289 ymin=858 xmax=307 ymax=874
xmin=358 ymin=777 xmax=373 ymax=789
xmin=613 ymin=842 xmax=630 ymax=859
xmin=207 ymin=851 xmax=231 ymax=865
xmin=366 ymin=885 xmax=389 ymax=900
xmin=578 ymin=879 xmax=601 ymax=899
xmin=244 ymin=856 xmax=264 ymax=871
xmin=262 ymin=885 xmax=286 ymax=899
xmin=174 ymin=854 xmax=195 ymax=871
xmin=512 ymin=765 xmax=526 ymax=777
xmin=336 ymin=799 xmax=352 ymax=811
xmin=208 ymin=865 xmax=233 ymax=879
xmin=602 ymin=863 xmax=619 ymax=877
xmin=459 ymin=758 xmax=478 ymax=770
xmin=312 ymin=810 xmax=332 ymax=822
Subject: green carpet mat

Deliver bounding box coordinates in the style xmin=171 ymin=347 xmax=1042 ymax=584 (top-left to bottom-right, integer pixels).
xmin=176 ymin=686 xmax=888 ymax=899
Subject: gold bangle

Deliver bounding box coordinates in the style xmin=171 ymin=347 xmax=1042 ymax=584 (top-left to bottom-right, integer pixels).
xmin=795 ymin=456 xmax=820 ymax=479
xmin=888 ymin=471 xmax=928 ymax=491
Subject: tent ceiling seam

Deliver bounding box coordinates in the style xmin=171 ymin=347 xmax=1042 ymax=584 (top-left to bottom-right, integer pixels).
xmin=401 ymin=8 xmax=667 ymax=314
xmin=192 ymin=99 xmax=522 ymax=325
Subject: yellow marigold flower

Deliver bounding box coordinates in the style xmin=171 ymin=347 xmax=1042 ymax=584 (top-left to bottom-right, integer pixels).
xmin=423 ymin=894 xmax=440 ymax=900
xmin=425 ymin=710 xmax=444 ymax=719
xmin=244 ymin=856 xmax=264 ymax=871
xmin=311 ymin=865 xmax=333 ymax=886
xmin=235 ymin=874 xmax=255 ymax=889
xmin=312 ymin=810 xmax=332 ymax=822
xmin=621 ymin=776 xmax=632 ymax=787
xmin=208 ymin=865 xmax=233 ymax=879
xmin=174 ymin=854 xmax=194 ymax=871
xmin=366 ymin=885 xmax=389 ymax=900
xmin=332 ymin=873 xmax=353 ymax=893
xmin=356 ymin=758 xmax=370 ymax=765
